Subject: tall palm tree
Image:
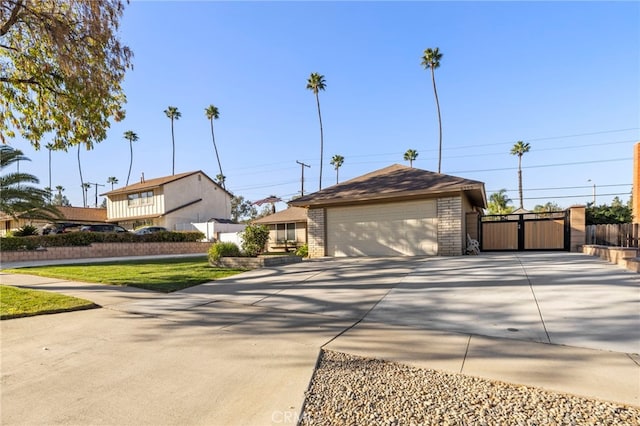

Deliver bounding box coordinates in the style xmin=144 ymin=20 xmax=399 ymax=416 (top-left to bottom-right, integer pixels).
xmin=421 ymin=47 xmax=443 ymax=173
xmin=0 ymin=146 xmax=60 ymax=220
xmin=123 ymin=130 xmax=139 ymax=186
xmin=45 ymin=143 xmax=54 ymax=202
xmin=306 ymin=72 xmax=327 ymax=190
xmin=215 ymin=173 xmax=226 ymax=187
xmin=330 ymin=154 xmax=344 ymax=184
xmin=77 ymin=143 xmax=86 ymax=207
xmin=164 ymin=106 xmax=181 ymax=175
xmin=107 ymin=176 xmax=118 ymax=191
xmin=404 ymin=149 xmax=419 ymax=168
xmin=205 ymin=104 xmax=225 ymax=189
xmin=510 ymin=140 xmax=531 ymax=210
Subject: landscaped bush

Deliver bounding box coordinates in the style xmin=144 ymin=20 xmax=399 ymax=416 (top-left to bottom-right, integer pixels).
xmin=241 ymin=224 xmax=270 ymax=257
xmin=13 ymin=225 xmax=39 ymax=237
xmin=0 ymin=230 xmax=206 ymax=251
xmin=295 ymin=244 xmax=308 ymax=258
xmin=208 ymin=241 xmax=241 ymax=262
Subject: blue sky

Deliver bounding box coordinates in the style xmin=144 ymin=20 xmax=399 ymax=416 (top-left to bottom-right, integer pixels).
xmin=12 ymin=1 xmax=640 ymax=211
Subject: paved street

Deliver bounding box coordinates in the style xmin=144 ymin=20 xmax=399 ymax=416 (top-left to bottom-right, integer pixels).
xmin=1 ymin=252 xmax=638 ymax=425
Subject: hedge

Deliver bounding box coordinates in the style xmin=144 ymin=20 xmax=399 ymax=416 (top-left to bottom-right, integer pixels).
xmin=0 ymin=231 xmax=205 ymax=252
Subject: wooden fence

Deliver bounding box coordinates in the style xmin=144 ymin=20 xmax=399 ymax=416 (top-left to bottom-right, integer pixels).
xmin=585 ymin=223 xmax=639 ymax=248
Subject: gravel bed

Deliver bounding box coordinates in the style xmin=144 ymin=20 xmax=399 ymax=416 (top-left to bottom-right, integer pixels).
xmin=300 ymin=350 xmax=640 ymax=426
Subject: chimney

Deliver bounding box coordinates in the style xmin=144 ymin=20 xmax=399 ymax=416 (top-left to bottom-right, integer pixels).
xmin=140 ymin=172 xmax=145 ymax=183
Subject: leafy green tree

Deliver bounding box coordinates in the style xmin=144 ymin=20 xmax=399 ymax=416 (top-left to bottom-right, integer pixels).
xmin=215 ymin=173 xmax=226 ymax=188
xmin=404 ymin=149 xmax=418 ymax=168
xmin=0 ymin=0 xmax=133 ymax=149
xmin=533 ymin=202 xmax=563 ymax=213
xmin=241 ymin=224 xmax=270 ymax=257
xmin=164 ymin=106 xmax=181 ymax=175
xmin=306 ymin=72 xmax=327 ymax=190
xmin=123 ymin=130 xmax=138 ymax=186
xmin=510 ymin=141 xmax=531 ymax=210
xmin=421 ymin=47 xmax=443 ymax=173
xmin=586 ymin=197 xmax=632 ymax=224
xmin=205 ymin=104 xmax=225 ymax=189
xmin=52 ymin=185 xmax=70 ymax=206
xmin=230 ymin=195 xmax=257 ymax=223
xmin=0 ymin=145 xmax=60 ymax=220
xmin=487 ymin=189 xmax=514 ymax=215
xmin=330 ymin=154 xmax=344 ymax=184
xmin=107 ymin=176 xmax=118 ymax=191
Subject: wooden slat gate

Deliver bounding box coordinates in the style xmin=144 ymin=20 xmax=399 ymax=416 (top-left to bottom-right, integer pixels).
xmin=480 ymin=211 xmax=570 ymax=251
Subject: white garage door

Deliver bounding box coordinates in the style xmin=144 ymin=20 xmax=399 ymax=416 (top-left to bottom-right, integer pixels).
xmin=326 ymin=200 xmax=438 ymax=256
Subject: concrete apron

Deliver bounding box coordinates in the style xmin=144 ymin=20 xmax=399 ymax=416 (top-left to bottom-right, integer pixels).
xmin=1 ymin=253 xmax=639 ymax=425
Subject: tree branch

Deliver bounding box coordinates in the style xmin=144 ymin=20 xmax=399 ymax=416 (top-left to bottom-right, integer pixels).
xmin=0 ymin=0 xmax=25 ymax=37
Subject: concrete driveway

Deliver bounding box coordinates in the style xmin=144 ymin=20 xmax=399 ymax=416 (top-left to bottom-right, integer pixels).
xmin=1 ymin=253 xmax=638 ymax=425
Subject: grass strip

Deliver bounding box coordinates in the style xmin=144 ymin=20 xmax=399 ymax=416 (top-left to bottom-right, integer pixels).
xmin=0 ymin=285 xmax=98 ymax=320
xmin=3 ymin=257 xmax=246 ymax=293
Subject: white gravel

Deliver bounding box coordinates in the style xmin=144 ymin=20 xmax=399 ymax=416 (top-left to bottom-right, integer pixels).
xmin=300 ymin=350 xmax=640 ymax=426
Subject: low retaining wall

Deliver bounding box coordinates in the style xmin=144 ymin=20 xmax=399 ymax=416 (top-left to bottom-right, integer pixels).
xmin=582 ymin=245 xmax=639 ymax=273
xmin=211 ymin=255 xmax=302 ymax=269
xmin=1 ymin=242 xmax=212 ymax=263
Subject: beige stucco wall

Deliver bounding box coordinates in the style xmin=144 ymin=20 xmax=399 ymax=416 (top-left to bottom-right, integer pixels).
xmin=264 ymin=222 xmax=307 ymax=252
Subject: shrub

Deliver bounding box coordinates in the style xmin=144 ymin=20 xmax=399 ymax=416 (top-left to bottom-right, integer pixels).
xmin=208 ymin=241 xmax=241 ymax=262
xmin=0 ymin=236 xmax=40 ymax=251
xmin=241 ymin=224 xmax=270 ymax=257
xmin=13 ymin=225 xmax=39 ymax=237
xmin=295 ymin=244 xmax=308 ymax=258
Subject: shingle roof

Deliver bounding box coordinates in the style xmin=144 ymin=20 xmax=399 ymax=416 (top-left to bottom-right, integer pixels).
xmin=289 ymin=164 xmax=487 ymax=208
xmin=0 ymin=206 xmax=107 ymax=223
xmin=101 ymin=171 xmax=231 ymax=197
xmin=253 ymin=207 xmax=308 ymax=224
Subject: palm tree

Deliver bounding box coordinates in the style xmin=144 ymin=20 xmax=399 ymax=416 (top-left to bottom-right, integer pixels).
xmin=510 ymin=140 xmax=531 ymax=210
xmin=306 ymin=72 xmax=327 ymax=190
xmin=107 ymin=176 xmax=118 ymax=191
xmin=0 ymin=146 xmax=60 ymax=220
xmin=421 ymin=47 xmax=443 ymax=173
xmin=205 ymin=104 xmax=225 ymax=189
xmin=123 ymin=130 xmax=139 ymax=186
xmin=164 ymin=106 xmax=181 ymax=175
xmin=77 ymin=143 xmax=85 ymax=207
xmin=330 ymin=154 xmax=344 ymax=184
xmin=45 ymin=143 xmax=54 ymax=202
xmin=82 ymin=182 xmax=92 ymax=207
xmin=487 ymin=189 xmax=514 ymax=215
xmin=215 ymin=173 xmax=226 ymax=187
xmin=404 ymin=149 xmax=419 ymax=168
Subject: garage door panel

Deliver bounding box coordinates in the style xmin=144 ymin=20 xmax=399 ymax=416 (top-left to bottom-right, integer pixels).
xmin=327 ymin=201 xmax=438 ymax=257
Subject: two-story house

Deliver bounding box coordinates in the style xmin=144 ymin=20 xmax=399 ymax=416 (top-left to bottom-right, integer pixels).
xmin=102 ymin=171 xmax=232 ymax=231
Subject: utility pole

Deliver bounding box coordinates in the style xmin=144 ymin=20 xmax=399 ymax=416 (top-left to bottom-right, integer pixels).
xmin=87 ymin=182 xmax=106 ymax=207
xmin=296 ymin=160 xmax=311 ymax=196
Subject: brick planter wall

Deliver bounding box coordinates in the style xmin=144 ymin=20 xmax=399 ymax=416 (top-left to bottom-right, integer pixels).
xmin=1 ymin=242 xmax=212 ymax=263
xmin=210 ymin=255 xmax=302 ymax=269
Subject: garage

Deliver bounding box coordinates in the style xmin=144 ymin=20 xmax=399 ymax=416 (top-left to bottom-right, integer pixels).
xmin=289 ymin=164 xmax=487 ymax=258
xmin=327 ymin=200 xmax=437 ymax=256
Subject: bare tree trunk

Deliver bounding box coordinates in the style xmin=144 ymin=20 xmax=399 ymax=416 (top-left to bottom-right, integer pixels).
xmin=431 ymin=69 xmax=442 ymax=173
xmin=315 ymin=93 xmax=324 ymax=190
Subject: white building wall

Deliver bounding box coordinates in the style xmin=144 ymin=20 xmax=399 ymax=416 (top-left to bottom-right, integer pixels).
xmin=107 ymin=190 xmax=165 ymax=220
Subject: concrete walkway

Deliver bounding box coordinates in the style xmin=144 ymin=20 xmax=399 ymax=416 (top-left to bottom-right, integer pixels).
xmin=1 ymin=253 xmax=638 ymax=425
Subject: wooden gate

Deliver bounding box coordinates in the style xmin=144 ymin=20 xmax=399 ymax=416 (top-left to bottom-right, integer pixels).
xmin=480 ymin=211 xmax=569 ymax=251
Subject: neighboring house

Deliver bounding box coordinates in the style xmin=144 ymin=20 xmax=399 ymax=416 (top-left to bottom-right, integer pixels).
xmin=253 ymin=206 xmax=308 ymax=252
xmin=101 ymin=171 xmax=232 ymax=231
xmin=0 ymin=206 xmax=107 ymax=236
xmin=289 ymin=164 xmax=487 ymax=257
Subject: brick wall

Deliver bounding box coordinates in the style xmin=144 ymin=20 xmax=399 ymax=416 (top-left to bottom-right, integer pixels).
xmin=307 ymin=208 xmax=326 ymax=258
xmin=1 ymin=242 xmax=212 ymax=263
xmin=437 ymin=197 xmax=463 ymax=256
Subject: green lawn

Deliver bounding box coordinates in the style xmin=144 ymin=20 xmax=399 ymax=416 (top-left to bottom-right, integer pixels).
xmin=0 ymin=285 xmax=98 ymax=320
xmin=3 ymin=257 xmax=247 ymax=293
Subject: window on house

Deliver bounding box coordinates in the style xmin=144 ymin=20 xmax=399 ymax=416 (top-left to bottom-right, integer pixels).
xmin=276 ymin=223 xmax=296 ymax=242
xmin=128 ymin=190 xmax=154 ymax=207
